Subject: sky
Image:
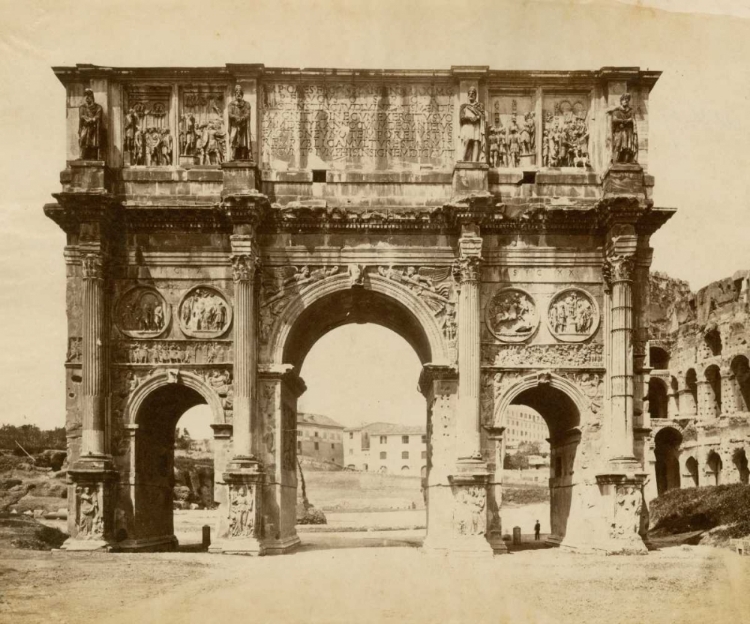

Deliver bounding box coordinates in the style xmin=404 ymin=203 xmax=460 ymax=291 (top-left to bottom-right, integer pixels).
xmin=1 ymin=0 xmax=749 ymax=435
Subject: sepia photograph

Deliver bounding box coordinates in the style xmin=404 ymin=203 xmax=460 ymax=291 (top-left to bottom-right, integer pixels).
xmin=1 ymin=0 xmax=750 ymax=622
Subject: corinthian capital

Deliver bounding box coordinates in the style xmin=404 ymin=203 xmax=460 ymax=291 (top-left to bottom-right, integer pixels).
xmin=232 ymin=254 xmax=261 ymax=283
xmin=603 ymin=252 xmax=635 ymax=289
xmin=454 ymin=232 xmax=483 ymax=283
xmin=81 ymin=253 xmax=105 ymax=280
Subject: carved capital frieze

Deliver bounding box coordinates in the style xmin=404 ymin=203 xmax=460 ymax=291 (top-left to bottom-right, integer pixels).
xmin=81 ymin=253 xmax=105 ymax=280
xmin=232 ymin=253 xmax=261 ymax=283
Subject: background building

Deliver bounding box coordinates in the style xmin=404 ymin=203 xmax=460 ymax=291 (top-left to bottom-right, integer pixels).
xmin=297 ymin=413 xmax=345 ymax=466
xmin=504 ymin=406 xmax=549 ymax=450
xmin=344 ymin=423 xmax=427 ymax=475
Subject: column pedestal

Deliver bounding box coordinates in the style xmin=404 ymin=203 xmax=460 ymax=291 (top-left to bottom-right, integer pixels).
xmin=210 ymin=463 xmax=265 ymax=555
xmin=62 ymin=461 xmax=118 ymax=551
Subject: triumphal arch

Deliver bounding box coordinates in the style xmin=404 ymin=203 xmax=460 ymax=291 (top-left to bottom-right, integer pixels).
xmin=45 ymin=63 xmax=673 ymax=556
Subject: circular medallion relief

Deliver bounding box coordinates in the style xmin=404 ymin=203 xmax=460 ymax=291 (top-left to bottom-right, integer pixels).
xmin=485 ymin=288 xmax=539 ymax=343
xmin=178 ymin=286 xmax=232 ymax=338
xmin=115 ymin=286 xmax=170 ymax=338
xmin=547 ymin=288 xmax=600 ymax=342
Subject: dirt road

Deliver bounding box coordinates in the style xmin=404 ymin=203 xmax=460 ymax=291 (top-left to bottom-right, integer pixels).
xmin=1 ymin=533 xmax=748 ymax=624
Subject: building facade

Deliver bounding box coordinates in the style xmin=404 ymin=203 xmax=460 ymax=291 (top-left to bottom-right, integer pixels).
xmin=45 ymin=62 xmax=672 ymax=557
xmin=296 ymin=413 xmax=344 ymax=465
xmin=644 ymin=271 xmax=750 ymax=501
xmin=503 ymin=406 xmax=548 ymax=450
xmin=344 ymin=423 xmax=427 ymax=475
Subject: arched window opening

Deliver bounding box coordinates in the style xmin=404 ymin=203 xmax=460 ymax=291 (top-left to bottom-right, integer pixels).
xmin=649 ymin=346 xmax=670 ymax=370
xmin=654 ymin=427 xmax=682 ymax=495
xmin=731 ymin=356 xmax=750 ymax=413
xmin=733 ymin=449 xmax=749 ymax=485
xmin=707 ymin=451 xmax=723 ymax=486
xmin=647 ymin=378 xmax=669 ymax=420
xmin=705 ymin=329 xmax=722 ymax=357
xmin=705 ymin=365 xmax=722 ymax=417
xmin=685 ymin=456 xmax=699 ymax=487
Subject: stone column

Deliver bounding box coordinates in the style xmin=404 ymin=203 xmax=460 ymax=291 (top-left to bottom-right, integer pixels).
xmin=454 ymin=225 xmax=483 ymax=463
xmin=605 ymin=245 xmax=637 ymax=463
xmin=79 ymin=251 xmax=107 ymax=457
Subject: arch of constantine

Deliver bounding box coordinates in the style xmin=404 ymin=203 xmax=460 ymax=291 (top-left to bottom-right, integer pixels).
xmin=44 ymin=63 xmax=673 ymax=555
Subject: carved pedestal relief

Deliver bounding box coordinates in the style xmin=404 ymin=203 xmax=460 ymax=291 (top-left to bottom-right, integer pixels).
xmin=452 ymin=486 xmax=487 ymax=536
xmin=178 ymin=286 xmax=232 ymax=338
xmin=228 ymin=483 xmax=256 ymax=538
xmin=115 ymin=287 xmax=170 ymax=338
xmin=486 ymin=288 xmax=539 ymax=343
xmin=74 ymin=483 xmax=105 ymax=539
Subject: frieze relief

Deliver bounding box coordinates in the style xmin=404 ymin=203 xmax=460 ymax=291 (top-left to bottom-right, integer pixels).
xmin=481 ymin=343 xmax=604 ymax=368
xmin=178 ymin=286 xmax=232 ymax=338
xmin=124 ymin=85 xmax=173 ymax=166
xmin=547 ymin=288 xmax=599 ymax=342
xmin=115 ymin=286 xmax=170 ymax=338
xmin=113 ymin=340 xmax=232 ymax=365
xmin=487 ymin=95 xmax=535 ymax=168
xmin=485 ymin=288 xmax=539 ymax=343
xmin=543 ymin=97 xmax=590 ymax=168
xmin=179 ymin=86 xmax=226 ymax=165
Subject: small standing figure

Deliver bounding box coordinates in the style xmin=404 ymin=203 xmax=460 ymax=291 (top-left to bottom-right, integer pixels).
xmin=609 ymin=93 xmax=639 ymax=164
xmin=459 ymin=86 xmax=485 ymax=162
xmin=534 ymin=519 xmax=541 ymax=541
xmin=78 ymin=88 xmax=104 ymax=160
xmin=124 ymin=107 xmax=139 ymax=163
xmin=228 ymin=84 xmax=253 ymax=161
xmin=488 ymin=127 xmax=500 ymax=168
xmin=78 ymin=486 xmax=99 ymax=537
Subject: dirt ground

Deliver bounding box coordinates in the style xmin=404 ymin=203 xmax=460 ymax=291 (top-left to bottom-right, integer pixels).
xmin=1 ymin=530 xmax=749 ymax=624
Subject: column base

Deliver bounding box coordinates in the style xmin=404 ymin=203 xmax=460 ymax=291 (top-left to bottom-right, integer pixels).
xmin=422 ymin=534 xmax=495 ymax=558
xmin=209 ymin=536 xmax=266 ymax=556
xmin=261 ymin=534 xmax=302 ymax=555
xmin=60 ymin=537 xmax=113 ymax=552
xmin=115 ymin=535 xmax=178 ymax=553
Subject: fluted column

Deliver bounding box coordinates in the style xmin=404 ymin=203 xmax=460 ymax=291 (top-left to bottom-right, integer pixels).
xmin=80 ymin=251 xmax=107 ymax=457
xmin=605 ymin=245 xmax=637 ymax=462
xmin=455 ymin=227 xmax=483 ymax=461
xmin=230 ymin=234 xmax=259 ymax=461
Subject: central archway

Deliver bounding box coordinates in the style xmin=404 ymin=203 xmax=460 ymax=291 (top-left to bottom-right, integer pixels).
xmin=260 ymin=273 xmax=450 ymax=552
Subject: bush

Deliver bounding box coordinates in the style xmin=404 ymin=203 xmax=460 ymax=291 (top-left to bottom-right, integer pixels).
xmin=649 ymin=484 xmax=750 ymax=540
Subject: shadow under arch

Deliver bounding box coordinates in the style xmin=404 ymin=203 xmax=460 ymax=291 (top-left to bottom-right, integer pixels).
xmin=654 ymin=426 xmax=682 ymax=495
xmin=121 ymin=371 xmax=226 ymax=551
xmin=267 ymin=273 xmax=451 ymax=368
xmin=494 ymin=373 xmax=586 ymax=545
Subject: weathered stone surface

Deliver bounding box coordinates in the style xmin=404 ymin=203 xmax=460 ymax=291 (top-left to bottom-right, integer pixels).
xmin=44 ymin=63 xmax=671 ymax=557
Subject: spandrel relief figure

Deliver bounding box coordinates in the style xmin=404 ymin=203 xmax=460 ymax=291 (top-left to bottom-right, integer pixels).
xmin=78 ymin=88 xmax=104 ymax=160
xmin=228 ymin=84 xmax=253 ymax=161
xmin=459 ymin=86 xmax=485 ymax=162
xmin=609 ymin=93 xmax=639 ymax=164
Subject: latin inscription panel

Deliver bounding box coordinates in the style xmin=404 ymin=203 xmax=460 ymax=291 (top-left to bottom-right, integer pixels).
xmin=261 ymin=82 xmax=455 ymax=170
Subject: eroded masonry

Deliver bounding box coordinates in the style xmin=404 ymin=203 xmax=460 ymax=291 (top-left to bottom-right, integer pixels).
xmin=45 ymin=64 xmax=673 ymax=555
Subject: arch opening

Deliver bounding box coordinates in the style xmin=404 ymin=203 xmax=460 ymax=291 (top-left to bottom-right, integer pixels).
xmin=685 ymin=456 xmax=699 ymax=487
xmin=731 ymin=355 xmax=750 ymax=413
xmin=705 ymin=330 xmax=722 ymax=357
xmin=128 ymin=383 xmax=217 ymax=549
xmin=281 ymin=285 xmax=435 ymax=371
xmin=649 ymin=346 xmax=670 ymax=370
xmin=733 ymin=449 xmax=749 ymax=485
xmin=654 ymin=427 xmax=682 ymax=495
xmin=647 ymin=378 xmax=669 ymax=420
xmin=508 ymin=384 xmax=581 ymax=544
xmin=707 ymin=450 xmax=723 ymax=486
